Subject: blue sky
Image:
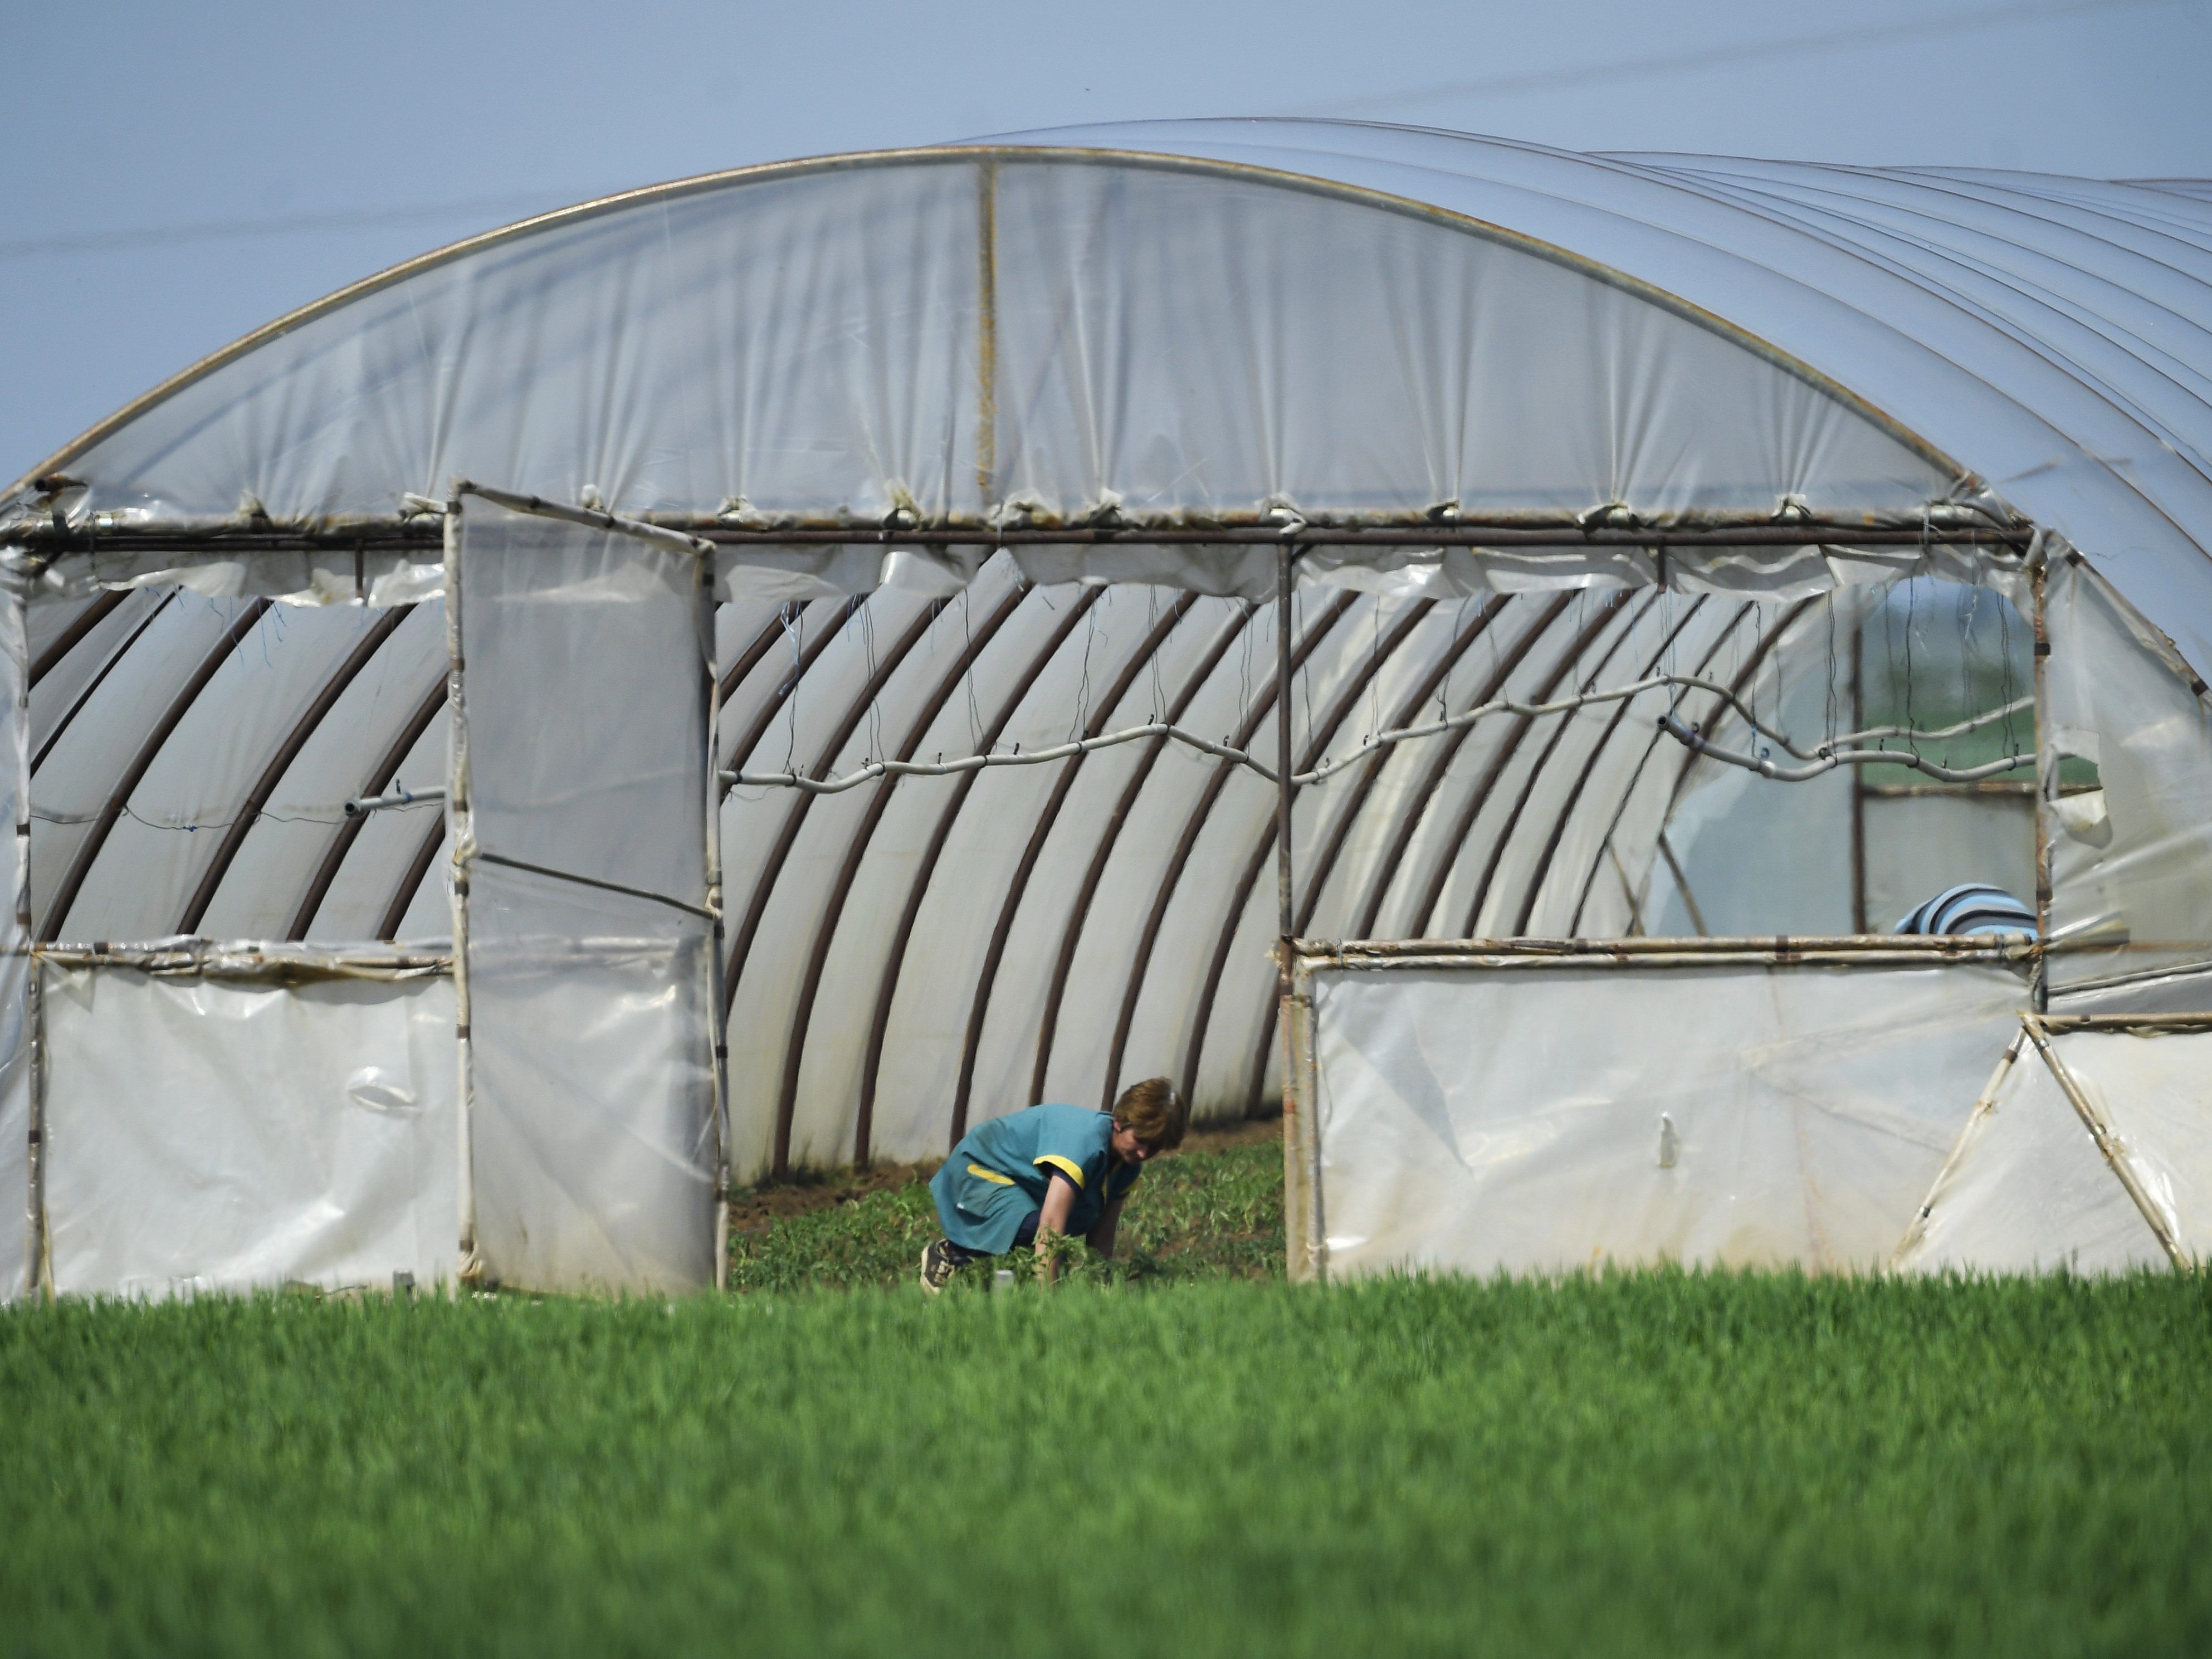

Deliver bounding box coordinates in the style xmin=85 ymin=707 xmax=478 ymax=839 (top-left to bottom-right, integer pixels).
xmin=4 ymin=0 xmax=2206 ymax=481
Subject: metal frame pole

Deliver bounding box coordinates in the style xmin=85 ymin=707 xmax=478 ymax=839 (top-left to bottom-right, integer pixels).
xmin=11 ymin=585 xmax=45 ymax=1297
xmin=1275 ymin=543 xmax=1303 ymax=1277
xmin=1276 ymin=545 xmax=1295 ymax=952
xmin=25 ymin=964 xmax=45 ymax=1299
xmin=1849 ymin=605 xmax=1869 ymax=935
xmin=444 ymin=496 xmax=480 ymax=1288
xmin=2031 ymin=550 xmax=2052 ymax=1013
xmin=700 ymin=554 xmax=732 ymax=1291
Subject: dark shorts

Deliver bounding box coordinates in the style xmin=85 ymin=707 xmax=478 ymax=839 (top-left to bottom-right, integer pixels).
xmin=941 ymin=1207 xmax=1039 ymax=1267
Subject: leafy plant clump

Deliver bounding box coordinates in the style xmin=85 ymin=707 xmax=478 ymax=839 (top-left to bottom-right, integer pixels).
xmin=726 ymin=1129 xmax=1284 ymax=1292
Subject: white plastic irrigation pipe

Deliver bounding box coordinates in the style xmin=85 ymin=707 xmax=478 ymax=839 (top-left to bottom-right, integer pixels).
xmin=453 ymin=480 xmax=2040 ymax=798
xmin=344 ymin=784 xmax=445 ymax=816
xmin=723 ymin=675 xmax=2036 ymax=794
xmin=1655 ymin=714 xmax=2033 ymax=784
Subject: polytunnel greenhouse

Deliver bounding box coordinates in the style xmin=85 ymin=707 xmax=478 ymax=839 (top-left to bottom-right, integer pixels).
xmin=2 ymin=119 xmax=2209 ymax=1299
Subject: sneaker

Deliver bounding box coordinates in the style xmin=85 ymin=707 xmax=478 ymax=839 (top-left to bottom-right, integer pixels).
xmin=920 ymin=1238 xmax=963 ymax=1295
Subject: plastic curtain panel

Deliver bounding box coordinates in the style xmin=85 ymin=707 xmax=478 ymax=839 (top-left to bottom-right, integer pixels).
xmin=1298 ymin=957 xmax=2027 ymax=1279
xmin=453 ymin=501 xmax=716 ymax=1294
xmin=1895 ymin=1024 xmax=2212 ymax=1273
xmin=2045 ymin=556 xmax=2212 ymax=984
xmin=40 ymin=967 xmax=457 ymax=1297
xmin=0 ymin=585 xmax=25 ymax=1301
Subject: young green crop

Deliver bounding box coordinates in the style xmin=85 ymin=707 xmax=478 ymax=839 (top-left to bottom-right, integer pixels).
xmin=3 ymin=1266 xmax=2208 ymax=1658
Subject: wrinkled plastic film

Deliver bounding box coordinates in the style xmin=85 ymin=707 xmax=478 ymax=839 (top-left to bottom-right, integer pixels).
xmin=2035 ymin=1027 xmax=2212 ymax=1266
xmin=41 ymin=965 xmax=457 ymax=1298
xmin=455 ymin=502 xmax=716 ymax=1293
xmin=20 ymin=153 xmax=1972 ymax=611
xmin=1305 ymin=958 xmax=2026 ymax=1277
xmin=2044 ymin=557 xmax=2212 ymax=981
xmin=1894 ymin=1022 xmax=2171 ymax=1275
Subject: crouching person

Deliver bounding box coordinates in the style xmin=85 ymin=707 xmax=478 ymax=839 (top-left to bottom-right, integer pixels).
xmin=920 ymin=1078 xmax=1188 ymax=1292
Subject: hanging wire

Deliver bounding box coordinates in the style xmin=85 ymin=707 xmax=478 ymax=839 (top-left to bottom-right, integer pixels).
xmin=1998 ymin=583 xmax=2020 ymax=760
xmin=961 ymin=589 xmax=983 ymax=751
xmin=1902 ymin=575 xmax=1920 ymax=760
xmin=1441 ymin=596 xmax=1471 ymax=719
xmin=1367 ymin=598 xmax=1383 ymax=747
xmin=1299 ymin=592 xmax=1316 ymax=761
xmin=781 ymin=601 xmax=804 ymax=774
xmin=1235 ymin=603 xmax=1256 ymax=741
xmin=1823 ymin=590 xmax=1840 ymax=748
xmin=1146 ymin=588 xmax=1166 ymax=723
xmin=860 ymin=601 xmax=884 ymax=765
xmin=1070 ymin=594 xmax=1100 ymax=743
xmin=1951 ymin=580 xmax=1979 ymax=770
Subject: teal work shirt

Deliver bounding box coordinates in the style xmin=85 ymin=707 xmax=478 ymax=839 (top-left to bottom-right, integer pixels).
xmin=930 ymin=1104 xmax=1144 ymax=1255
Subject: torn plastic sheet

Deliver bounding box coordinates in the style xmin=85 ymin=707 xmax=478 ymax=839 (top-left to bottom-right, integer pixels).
xmin=16 ymin=530 xmax=2027 ymax=612
xmin=40 ymin=962 xmax=458 ymax=1299
xmin=1294 ymin=950 xmax=2028 ymax=1279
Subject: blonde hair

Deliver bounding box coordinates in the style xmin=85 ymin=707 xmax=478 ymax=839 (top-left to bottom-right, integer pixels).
xmin=1112 ymin=1077 xmax=1188 ymax=1154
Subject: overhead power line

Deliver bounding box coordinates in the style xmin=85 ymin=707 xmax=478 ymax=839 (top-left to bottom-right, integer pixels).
xmin=1283 ymin=0 xmax=2196 ymax=117
xmin=2 ymin=0 xmax=2195 ymax=262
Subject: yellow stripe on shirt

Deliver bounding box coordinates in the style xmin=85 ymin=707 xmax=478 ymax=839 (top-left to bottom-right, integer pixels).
xmin=967 ymin=1163 xmax=1016 ymax=1185
xmin=1034 ymin=1154 xmax=1086 ymax=1187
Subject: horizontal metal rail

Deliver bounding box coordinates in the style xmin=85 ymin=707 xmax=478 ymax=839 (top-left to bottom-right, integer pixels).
xmin=2034 ymin=1012 xmax=2212 ymax=1033
xmin=451 ymin=481 xmax=715 ymax=557
xmin=6 ymin=505 xmax=2031 ymax=557
xmin=1301 ymin=933 xmax=2034 ymax=962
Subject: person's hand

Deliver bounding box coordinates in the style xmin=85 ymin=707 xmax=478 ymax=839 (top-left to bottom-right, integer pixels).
xmin=1033 ymin=1222 xmax=1075 ymax=1285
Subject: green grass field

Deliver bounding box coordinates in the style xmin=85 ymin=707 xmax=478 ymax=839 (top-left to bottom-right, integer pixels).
xmin=4 ymin=1136 xmax=2209 ymax=1657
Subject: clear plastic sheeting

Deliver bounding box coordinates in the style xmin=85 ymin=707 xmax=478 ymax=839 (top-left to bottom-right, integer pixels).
xmin=40 ymin=965 xmax=456 ymax=1298
xmin=2048 ymin=958 xmax=2212 ymax=1017
xmin=465 ymin=867 xmax=716 ymax=1293
xmin=2044 ymin=556 xmax=2212 ymax=981
xmin=9 ymin=153 xmax=1950 ymax=530
xmin=457 ymin=508 xmax=706 ymax=895
xmin=453 ymin=502 xmax=716 ymax=1294
xmin=1295 ymin=953 xmax=2027 ymax=1279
